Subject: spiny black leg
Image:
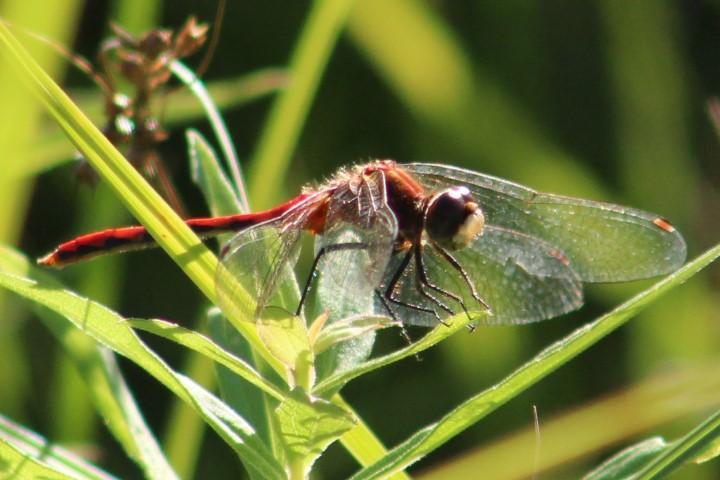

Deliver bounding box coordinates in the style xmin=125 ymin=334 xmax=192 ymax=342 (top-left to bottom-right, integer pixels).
xmin=430 ymin=240 xmax=490 ymax=311
xmin=375 ymin=289 xmax=414 ymax=348
xmin=297 ymin=241 xmax=367 ymax=316
xmin=384 ymin=248 xmax=441 ymax=322
xmin=414 ymin=242 xmax=470 ymax=323
xmin=376 ymin=288 xmax=398 ymax=322
xmin=411 ymin=243 xmax=455 ymax=326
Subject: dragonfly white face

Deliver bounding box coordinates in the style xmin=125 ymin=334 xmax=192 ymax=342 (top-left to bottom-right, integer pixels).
xmin=424 ymin=186 xmax=486 ymax=250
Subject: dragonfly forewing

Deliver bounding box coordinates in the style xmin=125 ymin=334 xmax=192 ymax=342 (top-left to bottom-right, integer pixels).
xmin=405 ymin=163 xmax=686 ymax=282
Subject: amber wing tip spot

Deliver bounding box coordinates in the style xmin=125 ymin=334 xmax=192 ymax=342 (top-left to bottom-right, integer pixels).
xmin=652 ymin=217 xmax=676 ymax=233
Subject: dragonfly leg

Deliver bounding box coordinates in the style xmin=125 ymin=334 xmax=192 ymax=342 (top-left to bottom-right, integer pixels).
xmin=412 ymin=243 xmax=456 ymax=320
xmin=296 ymin=241 xmax=367 ymax=316
xmin=375 ymin=289 xmax=414 ymax=347
xmin=383 ymin=248 xmax=443 ymax=323
xmin=414 ymin=242 xmax=472 ymax=323
xmin=430 ymin=240 xmax=490 ymax=312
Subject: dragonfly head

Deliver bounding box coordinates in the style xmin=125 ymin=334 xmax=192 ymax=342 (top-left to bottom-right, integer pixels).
xmin=425 ymin=186 xmax=485 ymax=250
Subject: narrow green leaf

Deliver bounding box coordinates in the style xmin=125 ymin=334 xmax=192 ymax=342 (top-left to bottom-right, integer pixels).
xmin=0 ymin=413 xmax=117 ymax=480
xmin=313 ymin=315 xmax=398 ymax=355
xmin=422 ymin=364 xmax=720 ymax=480
xmin=187 ymin=132 xmax=284 ymax=455
xmin=187 ymin=129 xmax=242 ymax=216
xmin=0 ymin=246 xmax=177 ymax=479
xmin=314 ymin=314 xmax=473 ymax=396
xmin=0 ymin=439 xmax=85 ymax=480
xmin=0 ymin=249 xmax=285 ymax=479
xmin=350 ymin=245 xmax=720 ymax=479
xmin=173 ymin=63 xmax=248 ymax=210
xmin=633 ymin=408 xmax=720 ymax=479
xmin=207 ymin=312 xmax=279 ymax=447
xmin=258 ymin=313 xmax=313 ymax=374
xmin=128 ymin=318 xmax=284 ymax=401
xmin=165 ymin=67 xmax=288 ymax=131
xmin=176 ymin=374 xmax=285 ymax=480
xmin=160 ymin=352 xmax=213 ymax=480
xmin=583 ymin=437 xmax=670 ymax=480
xmin=332 ymin=396 xmax=411 ymax=480
xmin=0 ymin=18 xmax=286 ymax=382
xmin=48 ymin=328 xmax=178 ymax=480
xmin=0 ymin=21 xmax=218 ymax=300
xmin=586 ymin=408 xmax=720 ymax=480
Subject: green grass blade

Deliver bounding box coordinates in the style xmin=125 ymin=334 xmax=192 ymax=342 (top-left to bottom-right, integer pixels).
xmin=585 ymin=406 xmax=720 ymax=480
xmin=187 ymin=130 xmax=282 ymax=450
xmin=633 ymin=409 xmax=720 ymax=479
xmin=165 ymin=129 xmax=244 ymax=476
xmin=0 ymin=248 xmax=285 ymax=479
xmin=583 ymin=437 xmax=670 ymax=480
xmin=248 ymin=0 xmax=356 ymax=208
xmin=332 ymin=395 xmax=411 ymax=480
xmin=694 ymin=433 xmax=720 ymax=464
xmin=314 ymin=315 xmax=472 ymax=396
xmin=349 ymin=244 xmax=720 ymax=479
xmin=43 ymin=315 xmax=178 ymax=479
xmin=172 ymin=62 xmax=248 ymax=211
xmin=0 ymin=19 xmax=286 ymax=374
xmin=0 ymin=21 xmax=216 ymax=302
xmin=0 ymin=246 xmax=177 ymax=479
xmin=0 ymin=413 xmax=117 ymax=480
xmin=422 ymin=364 xmax=720 ymax=480
xmin=129 ymin=318 xmax=285 ymax=401
xmin=161 ymin=352 xmax=214 ymax=479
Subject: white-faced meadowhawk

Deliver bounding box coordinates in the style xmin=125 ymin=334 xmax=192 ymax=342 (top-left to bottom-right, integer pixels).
xmin=38 ymin=160 xmax=687 ymax=326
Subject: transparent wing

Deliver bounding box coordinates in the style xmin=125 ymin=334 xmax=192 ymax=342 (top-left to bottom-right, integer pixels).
xmin=315 ymin=169 xmax=397 ymax=320
xmin=404 ymin=163 xmax=687 ymax=282
xmin=216 ymin=193 xmax=327 ymax=322
xmin=312 ymin=172 xmax=398 ymax=377
xmin=383 ymin=226 xmax=583 ymax=326
xmin=216 ymin=221 xmax=301 ymax=322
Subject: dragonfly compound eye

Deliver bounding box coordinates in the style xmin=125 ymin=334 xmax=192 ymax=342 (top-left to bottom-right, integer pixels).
xmin=425 ymin=187 xmax=485 ymax=250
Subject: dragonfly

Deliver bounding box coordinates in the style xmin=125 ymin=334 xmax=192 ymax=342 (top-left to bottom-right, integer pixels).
xmin=38 ymin=160 xmax=687 ymax=326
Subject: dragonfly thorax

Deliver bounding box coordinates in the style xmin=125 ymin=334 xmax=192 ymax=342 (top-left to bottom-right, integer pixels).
xmin=424 ymin=186 xmax=485 ymax=250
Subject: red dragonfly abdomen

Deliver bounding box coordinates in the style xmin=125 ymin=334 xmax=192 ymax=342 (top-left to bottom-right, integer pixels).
xmin=38 ymin=192 xmax=316 ymax=268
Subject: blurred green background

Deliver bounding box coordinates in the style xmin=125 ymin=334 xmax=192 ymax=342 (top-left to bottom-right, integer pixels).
xmin=2 ymin=0 xmax=720 ymax=478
